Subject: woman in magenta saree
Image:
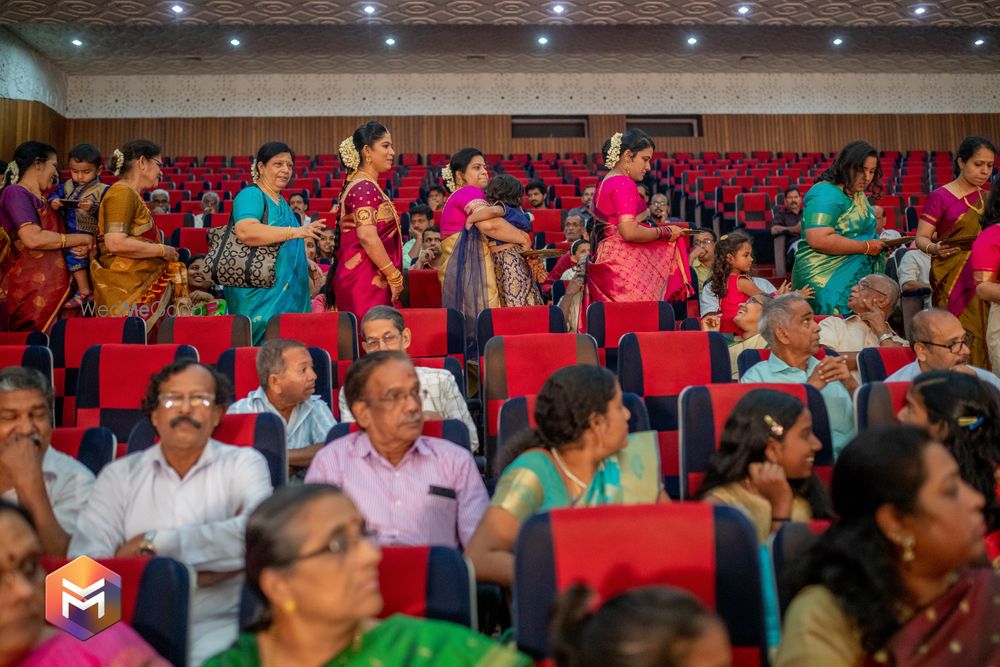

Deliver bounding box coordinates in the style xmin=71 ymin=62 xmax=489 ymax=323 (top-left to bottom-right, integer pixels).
xmin=583 ymin=131 xmax=692 ymax=330
xmin=914 ymin=136 xmax=996 ymax=369
xmin=332 ymin=121 xmax=403 ymax=317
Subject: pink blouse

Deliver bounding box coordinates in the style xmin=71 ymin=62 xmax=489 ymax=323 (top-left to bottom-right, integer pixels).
xmin=593 ymin=175 xmax=645 ymax=226
xmin=971 ymin=225 xmax=1000 ymax=274
xmin=440 ymin=185 xmax=488 ymax=239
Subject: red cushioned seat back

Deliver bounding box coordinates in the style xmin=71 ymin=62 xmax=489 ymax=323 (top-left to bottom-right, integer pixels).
xmin=585 ymin=301 xmax=675 ymax=369
xmin=476 ymin=306 xmax=566 ymax=360
xmin=265 ymin=311 xmax=358 ymax=362
xmin=406 ymin=269 xmax=443 ymax=308
xmin=157 ymin=315 xmax=252 ymax=365
xmin=735 ymin=193 xmax=773 ymax=230
xmin=176 ymin=227 xmax=209 ymax=254
xmin=530 ymin=209 xmax=563 ymax=233
xmin=398 ymin=308 xmax=465 ymax=365
xmin=378 ymin=546 xmax=430 ymax=619
xmin=50 ymin=426 xmax=89 ymax=458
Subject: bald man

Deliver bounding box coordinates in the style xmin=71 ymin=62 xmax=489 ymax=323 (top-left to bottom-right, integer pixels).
xmin=885 ymin=308 xmax=1000 ymax=389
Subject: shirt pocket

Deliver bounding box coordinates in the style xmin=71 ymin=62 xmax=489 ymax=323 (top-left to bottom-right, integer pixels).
xmin=425 ymin=485 xmax=459 ymax=546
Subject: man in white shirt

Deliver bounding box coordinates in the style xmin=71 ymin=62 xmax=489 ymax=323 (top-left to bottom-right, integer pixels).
xmin=338 ymin=306 xmax=480 ymax=452
xmin=885 ymin=308 xmax=1000 ymax=389
xmin=228 ymin=339 xmax=337 ymax=476
xmin=897 ymin=246 xmax=932 ymax=309
xmin=0 ymin=367 xmax=93 ymax=556
xmin=70 ymin=360 xmax=272 ymax=665
xmin=818 ymin=273 xmax=907 ymax=384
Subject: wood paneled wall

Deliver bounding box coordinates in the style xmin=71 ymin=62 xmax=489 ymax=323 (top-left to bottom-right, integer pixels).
xmin=0 ymin=99 xmax=65 ymax=162
xmin=4 ymin=109 xmax=996 ymax=160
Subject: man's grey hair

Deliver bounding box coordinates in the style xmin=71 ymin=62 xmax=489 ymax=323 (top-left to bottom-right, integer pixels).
xmin=201 ymin=191 xmax=220 ymax=206
xmin=865 ymin=273 xmax=900 ymax=313
xmin=0 ymin=367 xmax=53 ymax=413
xmin=361 ymin=305 xmax=405 ymax=335
xmin=150 ymin=188 xmax=170 ymax=201
xmin=759 ymin=294 xmax=808 ymax=347
xmin=257 ymin=339 xmax=308 ymax=387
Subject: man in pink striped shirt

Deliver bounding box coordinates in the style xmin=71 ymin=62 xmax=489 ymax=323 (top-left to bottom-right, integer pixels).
xmin=305 ymin=351 xmax=488 ymax=549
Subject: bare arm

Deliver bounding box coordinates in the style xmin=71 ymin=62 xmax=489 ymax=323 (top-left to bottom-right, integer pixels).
xmin=234 ymin=218 xmax=325 ymax=247
xmin=975 ymin=270 xmax=1000 ymax=304
xmin=104 ymin=232 xmax=177 ymax=261
xmin=465 ymin=507 xmax=520 ymax=586
xmin=804 ymin=228 xmax=884 ymax=256
xmin=18 ymin=224 xmax=91 ymax=251
xmin=474 ymin=217 xmax=531 ymax=246
xmin=467 ymin=204 xmax=504 ymax=225
xmin=618 ymin=217 xmax=684 ymax=243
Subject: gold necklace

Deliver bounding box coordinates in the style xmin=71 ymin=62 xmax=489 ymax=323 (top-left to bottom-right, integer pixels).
xmin=962 ymin=188 xmax=985 ymax=216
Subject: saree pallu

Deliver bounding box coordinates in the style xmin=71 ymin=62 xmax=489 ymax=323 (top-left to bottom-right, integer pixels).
xmin=92 ymin=240 xmax=182 ymax=334
xmin=792 ymin=183 xmax=885 ymax=315
xmin=862 ymin=568 xmax=1000 ymax=666
xmin=20 ymin=622 xmax=170 ymax=667
xmin=0 ymin=205 xmax=71 ymax=333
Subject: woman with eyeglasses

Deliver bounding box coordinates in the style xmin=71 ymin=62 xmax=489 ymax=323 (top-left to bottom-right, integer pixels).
xmin=203 ymin=484 xmax=530 ymax=667
xmin=91 ymin=139 xmax=187 ymax=334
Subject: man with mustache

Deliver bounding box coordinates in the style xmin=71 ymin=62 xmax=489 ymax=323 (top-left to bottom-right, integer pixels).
xmin=307 ymin=351 xmax=489 ymax=549
xmin=69 ymin=360 xmax=272 ymax=665
xmin=228 ymin=339 xmax=337 ymax=476
xmin=0 ymin=367 xmax=94 ymax=556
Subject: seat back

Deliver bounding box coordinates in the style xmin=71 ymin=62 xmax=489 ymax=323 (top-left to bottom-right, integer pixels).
xmin=771 ymin=520 xmax=831 ymax=615
xmin=0 ymin=330 xmax=47 ymax=346
xmin=264 ymin=311 xmax=358 ymax=362
xmin=217 ymin=346 xmax=333 ymax=409
xmin=735 ymin=192 xmax=772 ymax=230
xmin=0 ymin=345 xmax=53 ymax=385
xmin=678 ymin=383 xmax=834 ymax=499
xmin=855 ymin=381 xmax=910 ymax=430
xmin=585 ymin=301 xmax=675 ymax=370
xmin=617 ymin=331 xmax=731 ymax=497
xmin=406 ymin=269 xmax=443 ymax=308
xmin=514 ymin=504 xmax=766 ymax=666
xmin=50 ymin=317 xmax=146 ymax=426
xmin=410 ymin=355 xmax=467 ymax=397
xmin=157 ymin=315 xmax=252 ymax=365
xmin=50 ymin=426 xmax=116 ymax=476
xmin=75 ymin=344 xmax=198 ymax=442
xmin=398 ymin=308 xmax=466 ymax=364
xmin=857 ymin=346 xmax=916 ymax=383
xmin=476 ymin=305 xmax=566 ymax=359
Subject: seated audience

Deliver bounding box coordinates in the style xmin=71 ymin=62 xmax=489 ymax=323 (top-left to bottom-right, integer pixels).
xmin=312 ymin=265 xmax=337 ymax=312
xmin=741 ymin=295 xmax=856 ymax=455
xmin=898 ymin=370 xmax=1000 ymax=565
xmin=203 ymin=484 xmax=530 ymax=666
xmin=567 ymin=205 xmax=593 ymax=232
xmin=697 ymin=389 xmax=830 ymax=543
xmin=776 ymin=425 xmax=998 ymax=666
xmin=818 ymin=273 xmax=906 ymax=383
xmin=317 ymin=225 xmax=336 ymax=262
xmin=306 ymin=352 xmax=488 ymax=550
xmin=288 ymin=192 xmax=312 ymax=224
xmin=885 ymin=308 xmax=1000 ymax=389
xmin=338 ymin=306 xmax=478 ymax=451
xmin=636 ymin=183 xmax=651 ymax=206
xmin=649 ymin=192 xmax=671 ymax=225
xmin=228 ymin=339 xmax=337 ymax=475
xmin=556 ymin=240 xmax=589 ymax=327
xmin=709 ymin=231 xmax=765 ymax=334
xmin=526 ymin=180 xmax=547 ymax=209
xmin=702 ymin=293 xmax=773 ymax=380
xmin=426 ymin=184 xmax=447 ymax=212
xmin=192 ymin=191 xmax=220 ymax=227
xmin=559 ymin=239 xmax=590 ymax=280
xmin=896 ymin=245 xmax=932 ymax=308
xmin=580 ymin=184 xmax=596 ymax=211
xmin=403 ymin=203 xmax=434 ymax=267
xmin=550 ymin=584 xmax=731 ymax=667
xmin=0 ymin=499 xmax=169 ymax=667
xmin=412 ymin=225 xmax=444 ymax=271
xmin=689 ymin=229 xmax=716 ymax=288
xmin=771 ymin=186 xmax=803 ymax=242
xmin=304 ymin=238 xmax=325 ymax=297
xmin=562 ymin=211 xmax=586 ymax=243
xmin=467 ymin=365 xmax=665 ymax=586
xmin=149 ymin=188 xmax=171 ymax=214
xmin=185 ymin=253 xmax=227 ymax=315
xmin=70 ymin=360 xmax=273 ymax=665
xmin=0 ymin=368 xmax=94 ymax=556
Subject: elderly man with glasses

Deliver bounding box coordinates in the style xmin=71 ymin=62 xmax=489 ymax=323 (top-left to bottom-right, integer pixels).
xmin=337 ymin=305 xmax=479 ymax=452
xmin=818 ymin=273 xmax=908 ymax=384
xmin=70 ymin=359 xmax=272 ymax=665
xmin=885 ymin=308 xmax=1000 ymax=389
xmin=307 ymin=351 xmax=489 ymax=550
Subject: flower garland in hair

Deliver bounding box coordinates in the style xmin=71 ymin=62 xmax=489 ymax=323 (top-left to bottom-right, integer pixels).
xmin=250 ymin=159 xmax=260 ymax=184
xmin=339 ymin=137 xmax=360 ymax=173
xmin=441 ymin=165 xmax=456 ymax=192
xmin=111 ymin=149 xmax=125 ymax=176
xmin=4 ymin=162 xmax=20 ymax=184
xmin=605 ymin=132 xmax=623 ymax=169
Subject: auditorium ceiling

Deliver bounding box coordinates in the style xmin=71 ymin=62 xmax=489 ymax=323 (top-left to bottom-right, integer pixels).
xmin=2 ymin=0 xmax=997 ymax=74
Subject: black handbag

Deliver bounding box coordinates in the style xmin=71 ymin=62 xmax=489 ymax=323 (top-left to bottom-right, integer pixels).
xmin=206 ymin=186 xmax=280 ymax=288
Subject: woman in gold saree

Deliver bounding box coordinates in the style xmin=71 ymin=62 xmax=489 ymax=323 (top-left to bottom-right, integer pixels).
xmin=915 ymin=136 xmax=996 ymax=369
xmin=91 ymin=140 xmax=185 ymax=333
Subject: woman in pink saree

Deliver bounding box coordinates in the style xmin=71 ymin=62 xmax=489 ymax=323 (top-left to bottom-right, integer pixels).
xmin=583 ymin=130 xmax=693 ymax=330
xmin=332 ymin=121 xmax=403 ymax=317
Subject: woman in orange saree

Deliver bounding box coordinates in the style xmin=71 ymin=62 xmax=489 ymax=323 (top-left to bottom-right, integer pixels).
xmin=0 ymin=141 xmax=93 ymax=333
xmin=915 ymin=136 xmax=996 ymax=369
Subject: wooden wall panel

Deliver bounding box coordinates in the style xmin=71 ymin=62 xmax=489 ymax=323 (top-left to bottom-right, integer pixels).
xmin=0 ymin=99 xmax=65 ymax=162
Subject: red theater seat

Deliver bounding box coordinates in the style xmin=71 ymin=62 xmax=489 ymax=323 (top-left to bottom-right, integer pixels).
xmin=157 ymin=315 xmax=253 ymax=365
xmin=397 ymin=308 xmax=466 ymax=365
xmin=0 ymin=345 xmax=53 ymax=385
xmin=405 ymin=269 xmax=443 ymax=308
xmin=585 ymin=301 xmax=675 ymax=369
xmin=857 ymin=346 xmax=916 ymax=383
xmin=50 ymin=426 xmax=116 ymax=476
xmin=476 ymin=305 xmax=566 ymax=360
xmin=264 ymin=311 xmax=359 ymax=363
xmin=855 ymin=381 xmax=910 ymax=430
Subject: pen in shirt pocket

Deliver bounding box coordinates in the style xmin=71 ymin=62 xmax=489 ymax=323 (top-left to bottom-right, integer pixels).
xmin=428 ymin=485 xmax=457 ymax=499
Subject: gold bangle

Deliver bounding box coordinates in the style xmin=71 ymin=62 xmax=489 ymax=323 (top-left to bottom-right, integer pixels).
xmin=160 ymin=244 xmax=166 ymax=258
xmin=377 ymin=261 xmax=394 ymax=274
xmin=386 ymin=269 xmax=404 ymax=287
xmin=864 ymin=240 xmax=871 ymax=255
xmin=60 ymin=233 xmax=67 ymax=249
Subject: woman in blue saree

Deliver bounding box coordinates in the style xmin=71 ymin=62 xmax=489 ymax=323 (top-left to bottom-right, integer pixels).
xmin=226 ymin=142 xmax=326 ymax=343
xmin=791 ymin=141 xmax=888 ymax=315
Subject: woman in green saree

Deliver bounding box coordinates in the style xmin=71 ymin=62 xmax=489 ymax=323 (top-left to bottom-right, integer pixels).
xmin=791 ymin=141 xmax=888 ymax=315
xmin=203 ymin=485 xmax=529 ymax=667
xmin=466 ymin=365 xmax=666 ymax=587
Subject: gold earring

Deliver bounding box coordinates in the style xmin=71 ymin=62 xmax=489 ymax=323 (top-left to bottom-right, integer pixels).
xmin=282 ymin=600 xmax=296 ymax=614
xmin=898 ymin=535 xmax=915 ymax=562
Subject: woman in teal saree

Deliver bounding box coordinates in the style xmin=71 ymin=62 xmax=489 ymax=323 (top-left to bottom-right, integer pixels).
xmin=204 ymin=485 xmax=529 ymax=667
xmin=791 ymin=141 xmax=888 ymax=315
xmin=466 ymin=365 xmax=665 ymax=587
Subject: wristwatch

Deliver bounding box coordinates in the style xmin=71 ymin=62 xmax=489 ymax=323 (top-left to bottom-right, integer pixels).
xmin=138 ymin=530 xmax=157 ymax=556
xmin=878 ymin=332 xmax=895 ymax=344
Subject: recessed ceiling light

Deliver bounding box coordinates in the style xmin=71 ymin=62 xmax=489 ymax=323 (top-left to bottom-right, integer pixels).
xmin=913 ymin=6 xmax=926 ymax=14
xmin=171 ymin=4 xmax=184 ymax=13
xmin=71 ymin=38 xmax=83 ymax=46
xmin=363 ymin=5 xmax=376 ymax=14
xmin=552 ymin=4 xmax=565 ymax=13
xmin=538 ymin=36 xmax=549 ymax=45
xmin=687 ymin=36 xmax=698 ymax=45
xmin=385 ymin=37 xmax=396 ymax=45
xmin=737 ymin=5 xmax=750 ymax=14
xmin=832 ymin=37 xmax=844 ymax=45
xmin=974 ymin=38 xmax=985 ymax=46
xmin=229 ymin=38 xmax=241 ymax=46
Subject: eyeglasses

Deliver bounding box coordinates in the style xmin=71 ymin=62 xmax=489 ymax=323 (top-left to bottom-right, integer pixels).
xmin=692 ymin=238 xmax=714 ymax=247
xmin=368 ymin=387 xmax=426 ymax=408
xmin=857 ymin=278 xmax=890 ymax=299
xmin=148 ymin=158 xmax=163 ymax=169
xmin=285 ymin=526 xmax=379 ymax=564
xmin=157 ymin=394 xmax=215 ymax=410
xmin=362 ymin=332 xmax=402 ymax=350
xmin=0 ymin=554 xmax=41 ymax=592
xmin=918 ymin=334 xmax=974 ymax=355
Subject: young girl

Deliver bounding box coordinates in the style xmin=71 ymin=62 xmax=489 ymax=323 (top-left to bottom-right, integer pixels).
xmin=468 ymin=174 xmax=544 ymax=307
xmin=710 ymin=231 xmax=763 ymax=334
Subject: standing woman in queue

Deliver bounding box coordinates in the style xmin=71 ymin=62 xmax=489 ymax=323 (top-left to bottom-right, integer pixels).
xmin=333 ymin=121 xmax=403 ymax=316
xmin=791 ymin=140 xmax=887 ymax=316
xmin=227 ymin=142 xmax=325 ymax=344
xmin=0 ymin=141 xmax=92 ymax=332
xmin=584 ymin=130 xmax=691 ymax=331
xmin=915 ymin=136 xmax=996 ymax=369
xmin=91 ymin=140 xmax=186 ymax=334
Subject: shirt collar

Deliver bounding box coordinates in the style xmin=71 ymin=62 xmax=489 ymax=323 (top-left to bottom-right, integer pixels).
xmin=149 ymin=438 xmax=219 ymax=479
xmin=351 ymin=431 xmax=430 ymax=461
xmin=766 ymin=350 xmax=818 ymax=374
xmin=248 ymin=386 xmax=313 ymax=422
